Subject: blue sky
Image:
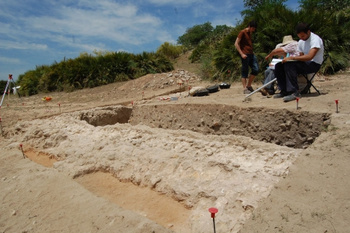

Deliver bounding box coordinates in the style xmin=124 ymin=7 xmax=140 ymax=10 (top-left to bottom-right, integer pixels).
xmin=0 ymin=0 xmax=299 ymax=81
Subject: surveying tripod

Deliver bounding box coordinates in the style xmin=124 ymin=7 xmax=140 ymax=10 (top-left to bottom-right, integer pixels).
xmin=0 ymin=74 xmax=20 ymax=108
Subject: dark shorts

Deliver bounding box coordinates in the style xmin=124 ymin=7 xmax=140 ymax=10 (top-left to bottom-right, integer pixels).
xmin=241 ymin=54 xmax=259 ymax=78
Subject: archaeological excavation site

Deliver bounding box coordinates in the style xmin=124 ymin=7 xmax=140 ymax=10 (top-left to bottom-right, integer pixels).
xmin=5 ymin=101 xmax=330 ymax=232
xmin=2 ymin=70 xmax=348 ymax=233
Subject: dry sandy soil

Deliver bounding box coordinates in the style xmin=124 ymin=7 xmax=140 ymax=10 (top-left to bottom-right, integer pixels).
xmin=1 ymin=67 xmax=350 ymax=233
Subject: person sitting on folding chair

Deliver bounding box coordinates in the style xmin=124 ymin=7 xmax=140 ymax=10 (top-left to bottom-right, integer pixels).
xmin=261 ymin=35 xmax=300 ymax=96
xmin=273 ymin=22 xmax=324 ymax=102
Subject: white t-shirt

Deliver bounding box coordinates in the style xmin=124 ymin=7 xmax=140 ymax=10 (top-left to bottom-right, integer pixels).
xmin=298 ymin=32 xmax=324 ymax=64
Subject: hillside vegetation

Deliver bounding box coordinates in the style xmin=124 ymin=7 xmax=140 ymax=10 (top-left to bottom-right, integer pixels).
xmin=2 ymin=0 xmax=349 ymax=96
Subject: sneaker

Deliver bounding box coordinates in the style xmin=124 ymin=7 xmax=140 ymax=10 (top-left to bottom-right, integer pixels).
xmin=283 ymin=92 xmax=301 ymax=102
xmin=259 ymin=88 xmax=268 ymax=96
xmin=246 ymin=86 xmax=254 ymax=92
xmin=273 ymin=92 xmax=285 ymax=98
xmin=243 ymin=88 xmax=251 ymax=94
xmin=267 ymin=89 xmax=275 ymax=95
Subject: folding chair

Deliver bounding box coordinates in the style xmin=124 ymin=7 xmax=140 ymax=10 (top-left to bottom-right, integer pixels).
xmin=300 ymin=54 xmax=328 ymax=95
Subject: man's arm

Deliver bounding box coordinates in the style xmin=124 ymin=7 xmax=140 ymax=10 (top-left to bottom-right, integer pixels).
xmin=265 ymin=48 xmax=286 ymax=60
xmin=235 ymin=37 xmax=247 ymax=59
xmin=283 ymin=48 xmax=319 ymax=62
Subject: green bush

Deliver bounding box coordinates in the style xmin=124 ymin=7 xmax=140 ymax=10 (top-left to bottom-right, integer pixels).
xmin=17 ymin=51 xmax=173 ymax=95
xmin=157 ymin=42 xmax=184 ymax=60
xmin=177 ymin=22 xmax=214 ymax=49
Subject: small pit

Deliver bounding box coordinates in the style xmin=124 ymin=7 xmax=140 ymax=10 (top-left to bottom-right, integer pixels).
xmin=23 ymin=148 xmax=58 ymax=167
xmin=80 ymin=106 xmax=132 ymax=126
xmin=75 ymin=171 xmax=191 ymax=233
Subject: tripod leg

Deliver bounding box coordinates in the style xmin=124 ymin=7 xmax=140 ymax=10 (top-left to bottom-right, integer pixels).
xmin=0 ymin=79 xmax=10 ymax=107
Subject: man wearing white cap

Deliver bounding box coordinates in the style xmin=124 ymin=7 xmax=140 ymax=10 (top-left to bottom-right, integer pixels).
xmin=274 ymin=23 xmax=324 ymax=102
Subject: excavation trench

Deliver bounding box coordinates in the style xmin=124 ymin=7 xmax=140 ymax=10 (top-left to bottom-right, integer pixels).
xmin=81 ymin=104 xmax=330 ymax=149
xmin=23 ymin=104 xmax=331 ymax=232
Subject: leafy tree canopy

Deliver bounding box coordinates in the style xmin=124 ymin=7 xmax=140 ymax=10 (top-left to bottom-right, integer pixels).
xmin=298 ymin=0 xmax=350 ymax=11
xmin=243 ymin=0 xmax=286 ymax=10
xmin=177 ymin=22 xmax=214 ymax=48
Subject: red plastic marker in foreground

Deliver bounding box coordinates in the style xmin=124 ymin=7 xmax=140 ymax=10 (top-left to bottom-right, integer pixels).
xmin=335 ymin=99 xmax=339 ymax=113
xmin=19 ymin=144 xmax=26 ymax=159
xmin=209 ymin=207 xmax=218 ymax=218
xmin=296 ymin=97 xmax=300 ymax=110
xmin=209 ymin=207 xmax=218 ymax=233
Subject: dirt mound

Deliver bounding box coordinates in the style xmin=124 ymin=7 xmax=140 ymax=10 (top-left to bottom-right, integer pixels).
xmin=119 ymin=69 xmax=201 ymax=93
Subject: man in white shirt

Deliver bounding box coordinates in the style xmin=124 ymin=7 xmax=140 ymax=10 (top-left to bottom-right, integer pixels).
xmin=274 ymin=23 xmax=324 ymax=102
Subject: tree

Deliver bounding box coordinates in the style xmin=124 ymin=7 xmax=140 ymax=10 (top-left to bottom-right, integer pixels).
xmin=243 ymin=0 xmax=286 ymax=10
xmin=298 ymin=0 xmax=350 ymax=12
xmin=296 ymin=0 xmax=350 ymax=73
xmin=212 ymin=1 xmax=297 ymax=81
xmin=177 ymin=22 xmax=214 ymax=49
xmin=156 ymin=42 xmax=184 ymax=60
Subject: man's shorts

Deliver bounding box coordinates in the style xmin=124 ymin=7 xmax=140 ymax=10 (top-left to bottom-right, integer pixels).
xmin=241 ymin=54 xmax=259 ymax=78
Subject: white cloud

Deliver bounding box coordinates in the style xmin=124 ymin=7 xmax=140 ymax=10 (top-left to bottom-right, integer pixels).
xmin=147 ymin=0 xmax=204 ymax=5
xmin=15 ymin=0 xmax=165 ymax=49
xmin=0 ymin=0 xmax=242 ymax=55
xmin=0 ymin=57 xmax=21 ymax=64
xmin=0 ymin=40 xmax=47 ymax=50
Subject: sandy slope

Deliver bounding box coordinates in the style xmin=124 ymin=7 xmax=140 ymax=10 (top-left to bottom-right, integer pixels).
xmin=1 ymin=69 xmax=350 ymax=233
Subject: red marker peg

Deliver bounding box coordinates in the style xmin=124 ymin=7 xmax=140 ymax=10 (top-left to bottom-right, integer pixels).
xmin=209 ymin=207 xmax=218 ymax=233
xmin=0 ymin=117 xmax=3 ymax=136
xmin=335 ymin=99 xmax=339 ymax=113
xmin=19 ymin=144 xmax=26 ymax=159
xmin=209 ymin=207 xmax=218 ymax=218
xmin=58 ymin=103 xmax=61 ymax=112
xmin=296 ymin=97 xmax=300 ymax=110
